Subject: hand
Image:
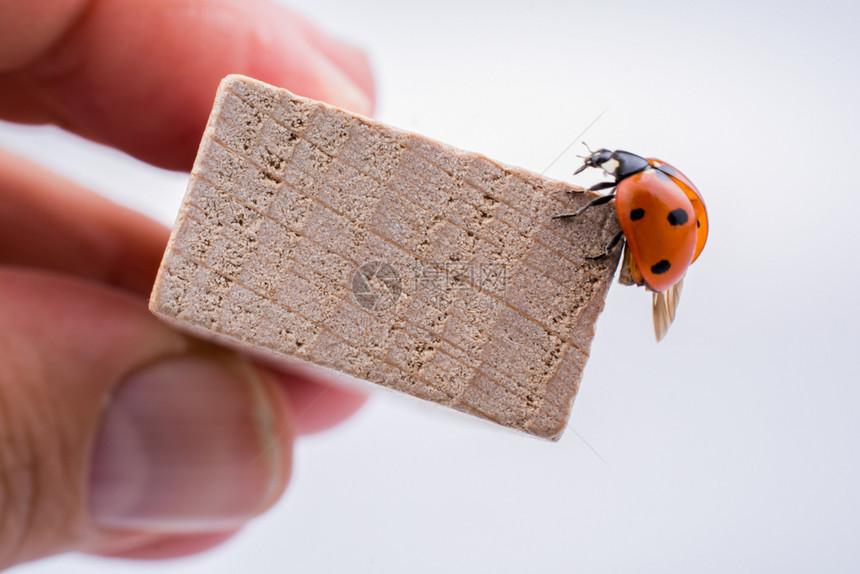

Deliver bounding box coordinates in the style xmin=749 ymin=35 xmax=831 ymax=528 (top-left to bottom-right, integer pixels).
xmin=0 ymin=0 xmax=374 ymax=568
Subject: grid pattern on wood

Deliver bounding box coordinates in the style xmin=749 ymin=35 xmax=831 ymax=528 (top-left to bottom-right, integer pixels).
xmin=150 ymin=75 xmax=621 ymax=440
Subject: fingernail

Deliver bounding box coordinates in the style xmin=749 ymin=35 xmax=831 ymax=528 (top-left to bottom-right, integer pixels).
xmin=88 ymin=356 xmax=291 ymax=531
xmin=293 ymin=13 xmax=375 ymax=116
xmin=317 ymin=60 xmax=374 ymax=117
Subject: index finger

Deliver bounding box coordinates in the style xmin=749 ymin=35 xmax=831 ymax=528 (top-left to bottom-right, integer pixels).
xmin=0 ymin=0 xmax=375 ymax=170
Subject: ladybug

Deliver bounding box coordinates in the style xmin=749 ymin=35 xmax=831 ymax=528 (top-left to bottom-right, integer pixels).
xmin=553 ymin=145 xmax=708 ymax=340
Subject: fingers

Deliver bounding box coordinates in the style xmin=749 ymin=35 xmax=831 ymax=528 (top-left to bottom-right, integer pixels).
xmin=0 ymin=0 xmax=89 ymax=71
xmin=267 ymin=369 xmax=367 ymax=436
xmin=0 ymin=149 xmax=168 ymax=296
xmin=0 ymin=269 xmax=294 ymax=567
xmin=0 ymin=0 xmax=375 ymax=171
xmin=289 ymin=10 xmax=375 ymax=101
xmin=0 ymin=2 xmax=376 ymax=561
xmin=0 ymin=147 xmax=367 ymax=435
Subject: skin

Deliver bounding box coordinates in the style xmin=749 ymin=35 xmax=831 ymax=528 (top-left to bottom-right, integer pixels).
xmin=0 ymin=0 xmax=375 ymax=567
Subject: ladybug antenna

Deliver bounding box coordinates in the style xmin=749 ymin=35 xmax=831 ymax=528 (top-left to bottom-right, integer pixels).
xmin=576 ymin=142 xmax=592 ymax=160
xmin=538 ymin=106 xmax=609 ymax=175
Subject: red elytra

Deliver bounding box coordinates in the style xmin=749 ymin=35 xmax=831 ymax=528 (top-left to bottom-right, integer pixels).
xmin=553 ymin=147 xmax=709 ymax=340
xmin=614 ymin=167 xmax=696 ymax=292
xmin=647 ymin=158 xmax=709 ymax=264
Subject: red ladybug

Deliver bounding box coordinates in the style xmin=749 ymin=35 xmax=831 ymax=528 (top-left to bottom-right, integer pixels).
xmin=553 ymin=146 xmax=708 ymax=340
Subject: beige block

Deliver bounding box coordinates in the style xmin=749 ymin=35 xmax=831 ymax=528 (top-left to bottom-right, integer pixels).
xmin=150 ymin=75 xmax=621 ymax=440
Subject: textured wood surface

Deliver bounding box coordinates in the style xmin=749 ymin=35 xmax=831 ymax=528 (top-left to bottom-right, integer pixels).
xmin=150 ymin=75 xmax=621 ymax=440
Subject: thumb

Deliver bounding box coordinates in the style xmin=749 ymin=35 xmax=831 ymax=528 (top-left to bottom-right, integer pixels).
xmin=0 ymin=269 xmax=293 ymax=568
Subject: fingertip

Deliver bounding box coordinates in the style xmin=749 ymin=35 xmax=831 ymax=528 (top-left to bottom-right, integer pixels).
xmin=290 ymin=10 xmax=376 ymax=114
xmin=265 ymin=369 xmax=368 ymax=436
xmin=0 ymin=0 xmax=376 ymax=170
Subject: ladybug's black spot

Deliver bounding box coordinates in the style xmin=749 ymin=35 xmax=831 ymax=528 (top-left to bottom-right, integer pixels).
xmin=667 ymin=208 xmax=689 ymax=226
xmin=697 ymin=219 xmax=701 ymax=228
xmin=651 ymin=260 xmax=672 ymax=275
xmin=630 ymin=208 xmax=645 ymax=221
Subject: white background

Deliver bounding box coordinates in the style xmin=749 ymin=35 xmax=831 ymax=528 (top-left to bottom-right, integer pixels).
xmin=4 ymin=0 xmax=859 ymax=572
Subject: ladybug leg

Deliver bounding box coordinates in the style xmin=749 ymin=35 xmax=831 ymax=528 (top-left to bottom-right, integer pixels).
xmin=552 ymin=192 xmax=615 ymax=220
xmin=586 ymin=230 xmax=624 ymax=260
xmin=565 ymin=181 xmax=616 ymax=195
xmin=586 ymin=181 xmax=617 ymax=193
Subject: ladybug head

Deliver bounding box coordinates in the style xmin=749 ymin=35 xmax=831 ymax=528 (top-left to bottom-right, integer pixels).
xmin=574 ymin=145 xmax=614 ymax=175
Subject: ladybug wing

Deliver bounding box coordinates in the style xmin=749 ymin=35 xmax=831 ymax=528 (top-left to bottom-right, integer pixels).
xmin=618 ymin=241 xmax=644 ymax=287
xmin=614 ymin=170 xmax=697 ymax=293
xmin=652 ymin=276 xmax=684 ymax=341
xmin=647 ymin=159 xmax=708 ymax=263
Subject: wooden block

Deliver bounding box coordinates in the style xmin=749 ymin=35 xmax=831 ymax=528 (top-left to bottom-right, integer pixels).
xmin=149 ymin=75 xmax=621 ymax=440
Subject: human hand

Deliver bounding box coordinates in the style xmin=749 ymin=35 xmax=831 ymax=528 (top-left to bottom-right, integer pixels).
xmin=0 ymin=0 xmax=374 ymax=568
